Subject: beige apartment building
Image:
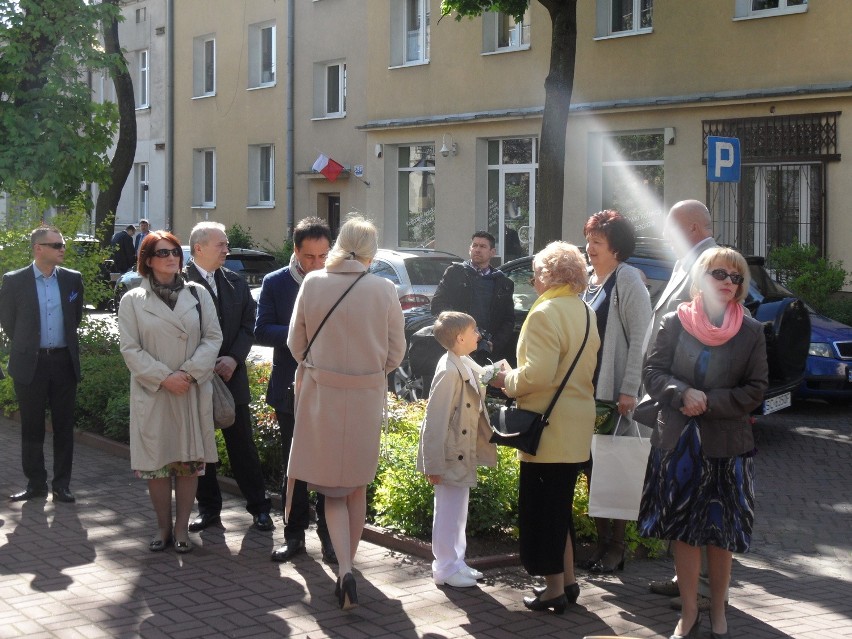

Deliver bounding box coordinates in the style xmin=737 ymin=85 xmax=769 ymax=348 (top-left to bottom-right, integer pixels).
xmin=161 ymin=0 xmax=850 ymax=277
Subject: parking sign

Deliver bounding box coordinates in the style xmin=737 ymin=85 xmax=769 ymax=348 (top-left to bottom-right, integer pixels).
xmin=707 ymin=136 xmax=741 ymax=182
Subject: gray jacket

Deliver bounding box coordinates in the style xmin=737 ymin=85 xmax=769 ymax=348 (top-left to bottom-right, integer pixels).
xmin=643 ymin=312 xmax=768 ymax=458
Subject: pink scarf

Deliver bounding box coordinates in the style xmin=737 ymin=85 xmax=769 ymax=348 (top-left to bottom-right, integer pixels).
xmin=677 ymin=294 xmax=744 ymax=346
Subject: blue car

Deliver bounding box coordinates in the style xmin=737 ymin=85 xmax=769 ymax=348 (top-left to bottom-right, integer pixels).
xmin=799 ymin=310 xmax=852 ymax=401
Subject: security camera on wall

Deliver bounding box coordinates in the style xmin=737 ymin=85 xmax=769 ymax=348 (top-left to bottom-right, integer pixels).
xmin=375 ymin=144 xmax=383 ymax=159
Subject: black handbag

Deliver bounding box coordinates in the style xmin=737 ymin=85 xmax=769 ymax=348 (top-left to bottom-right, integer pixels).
xmin=489 ymin=306 xmax=591 ymax=455
xmin=633 ymin=394 xmax=660 ymax=427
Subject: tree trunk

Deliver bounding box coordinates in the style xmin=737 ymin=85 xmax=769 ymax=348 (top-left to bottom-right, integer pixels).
xmin=534 ymin=0 xmax=577 ymax=251
xmin=95 ymin=0 xmax=137 ymax=244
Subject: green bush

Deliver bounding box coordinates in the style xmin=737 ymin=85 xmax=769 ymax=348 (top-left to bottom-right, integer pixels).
xmin=103 ymin=394 xmax=130 ymax=444
xmin=75 ymin=317 xmax=129 ymax=434
xmin=259 ymin=238 xmax=294 ymax=269
xmin=769 ymin=243 xmax=849 ymax=314
xmin=227 ymin=223 xmax=255 ymax=249
xmin=246 ymin=362 xmax=284 ymax=490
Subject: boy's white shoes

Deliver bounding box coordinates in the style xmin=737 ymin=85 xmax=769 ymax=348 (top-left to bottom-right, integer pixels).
xmin=435 ymin=569 xmax=478 ymax=588
xmin=461 ymin=564 xmax=484 ymax=580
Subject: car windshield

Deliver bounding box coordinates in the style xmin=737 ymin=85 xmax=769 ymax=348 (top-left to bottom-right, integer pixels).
xmin=405 ymin=257 xmax=459 ymax=285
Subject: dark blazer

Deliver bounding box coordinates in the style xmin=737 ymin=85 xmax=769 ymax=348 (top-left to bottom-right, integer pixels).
xmin=253 ymin=266 xmax=300 ymax=412
xmin=110 ymin=230 xmax=136 ymax=273
xmin=184 ymin=262 xmax=256 ymax=406
xmin=0 ymin=265 xmax=84 ymax=385
xmin=430 ymin=262 xmax=515 ymax=360
xmin=643 ymin=312 xmax=768 ymax=458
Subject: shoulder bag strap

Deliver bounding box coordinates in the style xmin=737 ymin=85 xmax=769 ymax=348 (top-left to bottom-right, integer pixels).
xmin=541 ymin=304 xmax=592 ymax=422
xmin=188 ymin=284 xmax=202 ymax=332
xmin=303 ymin=270 xmax=367 ymax=359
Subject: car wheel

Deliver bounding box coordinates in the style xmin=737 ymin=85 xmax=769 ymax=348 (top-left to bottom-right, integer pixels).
xmin=389 ymin=359 xmax=425 ymax=401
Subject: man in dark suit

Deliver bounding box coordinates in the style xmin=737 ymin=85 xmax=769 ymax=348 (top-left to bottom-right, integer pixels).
xmin=110 ymin=224 xmax=137 ymax=273
xmin=133 ymin=218 xmax=150 ymax=254
xmin=0 ymin=227 xmax=84 ymax=503
xmin=255 ymin=217 xmax=336 ymax=563
xmin=184 ymin=222 xmax=273 ymax=532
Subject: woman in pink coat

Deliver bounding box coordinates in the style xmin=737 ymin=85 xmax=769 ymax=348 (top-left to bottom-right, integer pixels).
xmin=287 ymin=216 xmax=406 ymax=609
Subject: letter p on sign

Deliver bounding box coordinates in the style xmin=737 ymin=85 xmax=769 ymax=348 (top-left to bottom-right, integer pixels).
xmin=707 ymin=136 xmax=741 ymax=183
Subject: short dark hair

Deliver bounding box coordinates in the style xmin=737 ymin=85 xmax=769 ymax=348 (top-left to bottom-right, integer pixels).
xmin=137 ymin=231 xmax=183 ymax=277
xmin=126 ymin=225 xmax=136 ymax=232
xmin=293 ymin=217 xmax=333 ymax=249
xmin=583 ymin=210 xmax=636 ymax=262
xmin=471 ymin=230 xmax=496 ymax=249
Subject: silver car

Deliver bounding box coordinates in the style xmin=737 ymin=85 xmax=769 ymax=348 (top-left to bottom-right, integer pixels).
xmin=368 ymin=248 xmax=462 ymax=310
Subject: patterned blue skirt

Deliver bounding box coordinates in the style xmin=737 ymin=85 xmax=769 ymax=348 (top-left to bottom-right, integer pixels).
xmin=638 ymin=419 xmax=755 ymax=553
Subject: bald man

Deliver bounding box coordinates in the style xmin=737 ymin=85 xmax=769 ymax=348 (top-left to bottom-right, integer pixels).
xmin=646 ymin=200 xmax=717 ymax=348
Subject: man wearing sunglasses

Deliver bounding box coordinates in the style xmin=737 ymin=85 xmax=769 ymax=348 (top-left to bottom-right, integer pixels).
xmin=0 ymin=227 xmax=84 ymax=503
xmin=184 ymin=222 xmax=274 ymax=534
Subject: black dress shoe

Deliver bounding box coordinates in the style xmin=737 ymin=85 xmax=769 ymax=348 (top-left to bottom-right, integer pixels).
xmin=523 ymin=593 xmax=567 ymax=614
xmin=52 ymin=488 xmax=76 ymax=503
xmin=253 ymin=513 xmax=275 ymax=531
xmin=188 ymin=512 xmax=221 ymax=532
xmin=317 ymin=530 xmax=338 ymax=564
xmin=270 ymin=538 xmax=305 ymax=562
xmin=532 ymin=583 xmax=580 ymax=604
xmin=9 ymin=486 xmax=48 ymax=501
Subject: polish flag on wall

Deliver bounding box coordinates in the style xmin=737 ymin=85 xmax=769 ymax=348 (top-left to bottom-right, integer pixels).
xmin=312 ymin=154 xmax=345 ymax=182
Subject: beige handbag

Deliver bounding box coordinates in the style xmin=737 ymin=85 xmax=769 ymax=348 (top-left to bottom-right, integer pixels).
xmin=211 ymin=373 xmax=235 ymax=429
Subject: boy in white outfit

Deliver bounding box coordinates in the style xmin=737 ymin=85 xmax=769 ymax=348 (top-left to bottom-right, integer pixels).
xmin=417 ymin=312 xmax=498 ymax=588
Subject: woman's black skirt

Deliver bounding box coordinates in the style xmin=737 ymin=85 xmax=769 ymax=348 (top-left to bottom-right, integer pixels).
xmin=518 ymin=461 xmax=584 ymax=576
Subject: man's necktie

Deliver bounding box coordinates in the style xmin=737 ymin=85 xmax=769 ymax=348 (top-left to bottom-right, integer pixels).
xmin=206 ymin=272 xmax=217 ymax=297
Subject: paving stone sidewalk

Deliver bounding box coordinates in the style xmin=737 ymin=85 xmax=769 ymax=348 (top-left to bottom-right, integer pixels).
xmin=0 ymin=401 xmax=849 ymax=638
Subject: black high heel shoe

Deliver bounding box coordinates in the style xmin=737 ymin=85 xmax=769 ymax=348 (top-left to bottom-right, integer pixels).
xmin=523 ymin=593 xmax=567 ymax=614
xmin=338 ymin=572 xmax=358 ymax=610
xmin=531 ymin=582 xmax=580 ymax=604
xmin=590 ymin=542 xmax=625 ymax=574
xmin=577 ymin=540 xmax=608 ymax=570
xmin=670 ymin=612 xmax=701 ymax=639
xmin=148 ymin=530 xmax=173 ymax=552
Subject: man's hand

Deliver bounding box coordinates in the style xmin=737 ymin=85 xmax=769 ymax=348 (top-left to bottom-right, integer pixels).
xmin=617 ymin=393 xmax=637 ymax=416
xmin=214 ymin=356 xmax=238 ymax=382
xmin=427 ymin=474 xmax=442 ymax=485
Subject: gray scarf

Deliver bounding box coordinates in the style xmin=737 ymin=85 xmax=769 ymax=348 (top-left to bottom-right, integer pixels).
xmin=288 ymin=252 xmax=305 ymax=286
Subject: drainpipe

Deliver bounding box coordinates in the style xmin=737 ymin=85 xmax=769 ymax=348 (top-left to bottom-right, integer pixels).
xmin=166 ymin=0 xmax=175 ymax=231
xmin=286 ymin=0 xmax=295 ymax=239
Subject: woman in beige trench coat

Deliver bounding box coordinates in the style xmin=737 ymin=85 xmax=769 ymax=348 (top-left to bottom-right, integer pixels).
xmin=118 ymin=231 xmax=222 ymax=553
xmin=287 ymin=216 xmax=406 ymax=609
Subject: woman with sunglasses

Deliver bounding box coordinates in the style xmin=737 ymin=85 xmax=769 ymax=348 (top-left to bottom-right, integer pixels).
xmin=638 ymin=247 xmax=768 ymax=639
xmin=117 ymin=231 xmax=222 ymax=553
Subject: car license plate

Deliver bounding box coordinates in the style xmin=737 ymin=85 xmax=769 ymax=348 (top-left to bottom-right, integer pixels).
xmin=763 ymin=392 xmax=791 ymax=415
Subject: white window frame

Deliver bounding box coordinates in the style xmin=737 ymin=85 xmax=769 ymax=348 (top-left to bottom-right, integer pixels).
xmin=482 ymin=11 xmax=531 ymax=54
xmin=136 ymin=50 xmax=149 ymax=109
xmin=248 ymin=144 xmax=275 ymax=207
xmin=193 ymin=35 xmax=216 ymax=98
xmin=390 ymin=0 xmax=430 ymax=67
xmin=248 ymin=22 xmax=276 ymax=89
xmin=313 ymin=61 xmax=346 ymax=119
xmin=397 ymin=144 xmax=436 ymax=247
xmin=595 ymin=0 xmax=654 ymax=39
xmin=135 ymin=163 xmax=149 ymax=219
xmin=193 ymin=148 xmax=216 ymax=208
xmin=487 ymin=138 xmax=538 ymax=261
xmin=734 ymin=0 xmax=808 ymax=20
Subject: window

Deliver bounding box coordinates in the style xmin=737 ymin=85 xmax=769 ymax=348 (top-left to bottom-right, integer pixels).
xmin=193 ymin=36 xmax=216 ymax=97
xmin=487 ymin=138 xmax=538 ymax=262
xmin=314 ymin=61 xmax=346 ymax=118
xmin=136 ymin=50 xmax=149 ymax=109
xmin=734 ymin=0 xmax=807 ymax=18
xmin=595 ymin=0 xmax=653 ymax=37
xmin=135 ymin=163 xmax=149 ymax=218
xmin=483 ymin=10 xmax=530 ymax=53
xmin=248 ymin=144 xmax=274 ymax=206
xmin=248 ymin=22 xmax=276 ymax=88
xmin=136 ymin=7 xmax=146 ymax=23
xmin=193 ymin=148 xmax=216 ymax=207
xmin=598 ymin=133 xmax=665 ymax=233
xmin=390 ymin=0 xmax=429 ymax=66
xmin=397 ymin=145 xmax=435 ymax=247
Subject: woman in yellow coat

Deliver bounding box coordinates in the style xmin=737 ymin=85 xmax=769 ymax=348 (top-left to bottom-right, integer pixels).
xmin=491 ymin=241 xmax=600 ymax=614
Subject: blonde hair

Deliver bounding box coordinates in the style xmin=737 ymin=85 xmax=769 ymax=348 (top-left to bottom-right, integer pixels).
xmin=690 ymin=247 xmax=750 ymax=303
xmin=326 ymin=214 xmax=378 ymax=267
xmin=433 ymin=311 xmax=476 ymax=350
xmin=533 ymin=241 xmax=588 ymax=292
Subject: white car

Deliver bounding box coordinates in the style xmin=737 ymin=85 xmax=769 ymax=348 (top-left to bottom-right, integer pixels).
xmin=368 ymin=248 xmax=462 ymax=310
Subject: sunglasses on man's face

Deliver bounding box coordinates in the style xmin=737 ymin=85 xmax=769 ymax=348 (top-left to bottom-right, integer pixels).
xmin=707 ymin=268 xmax=745 ymax=285
xmin=38 ymin=242 xmax=66 ymax=250
xmin=151 ymin=248 xmax=182 ymax=258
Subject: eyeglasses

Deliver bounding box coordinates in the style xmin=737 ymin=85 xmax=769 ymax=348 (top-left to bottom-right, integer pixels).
xmin=151 ymin=248 xmax=182 ymax=258
xmin=707 ymin=268 xmax=745 ymax=285
xmin=38 ymin=242 xmax=65 ymax=250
